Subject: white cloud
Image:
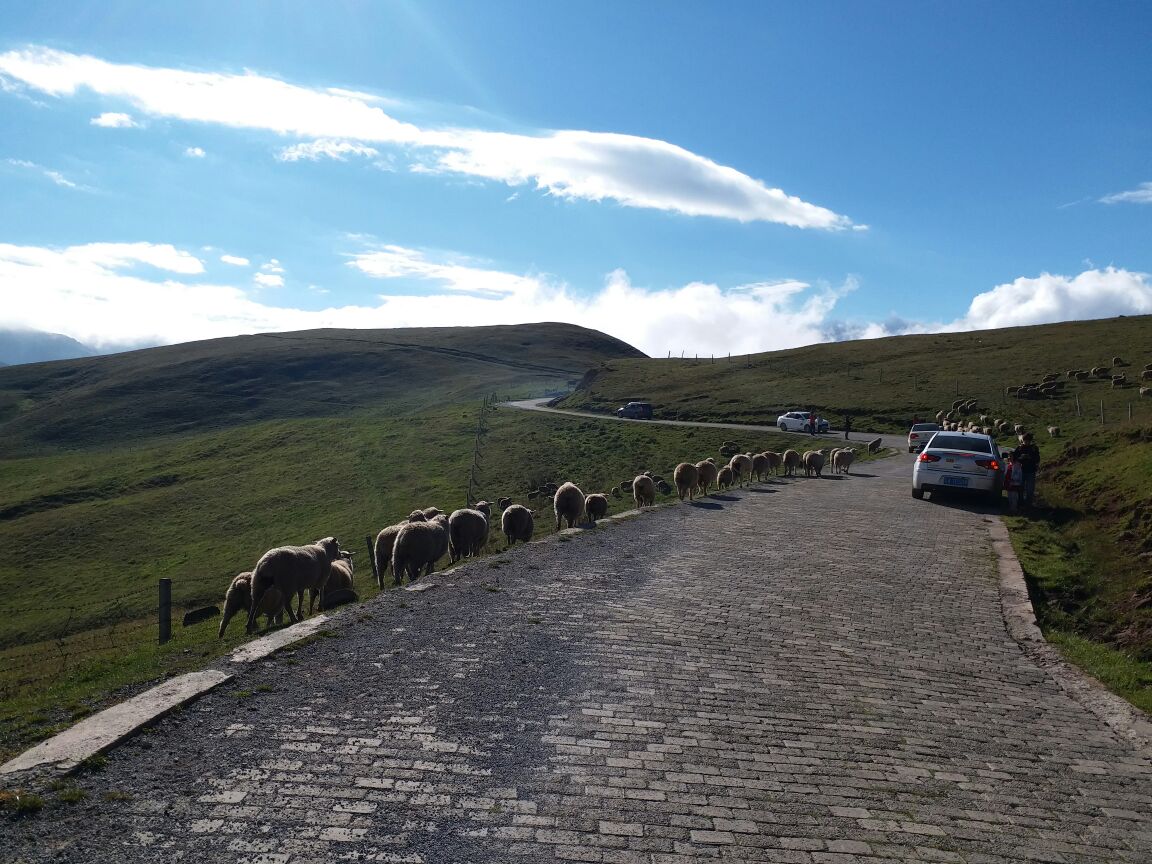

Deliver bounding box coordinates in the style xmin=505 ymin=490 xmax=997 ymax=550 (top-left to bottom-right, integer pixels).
xmin=90 ymin=111 xmax=136 ymax=128
xmin=253 ymin=272 xmax=284 ymax=288
xmin=184 ymin=146 xmax=206 ymax=158
xmin=277 ymin=138 xmax=380 ymax=162
xmin=1100 ymin=182 xmax=1152 ymax=205
xmin=0 ymin=46 xmax=853 ymax=229
xmin=350 ymin=246 xmax=547 ymax=297
xmin=261 ymin=259 xmax=284 ymax=273
xmin=220 ymin=254 xmax=250 ymax=266
xmin=955 ymin=267 xmax=1152 ymax=330
xmin=7 ymin=158 xmax=79 ymax=188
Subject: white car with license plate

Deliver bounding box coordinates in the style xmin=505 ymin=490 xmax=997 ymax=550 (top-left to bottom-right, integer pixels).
xmin=912 ymin=431 xmax=1003 ymax=502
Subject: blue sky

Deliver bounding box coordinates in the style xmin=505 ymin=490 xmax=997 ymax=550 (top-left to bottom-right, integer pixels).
xmin=1 ymin=1 xmax=1150 ymax=357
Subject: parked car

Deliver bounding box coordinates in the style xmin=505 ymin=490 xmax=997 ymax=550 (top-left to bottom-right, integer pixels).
xmin=776 ymin=411 xmax=829 ymax=433
xmin=912 ymin=431 xmax=1003 ymax=502
xmin=616 ymin=401 xmax=653 ymax=419
xmin=907 ymin=422 xmax=942 ymax=452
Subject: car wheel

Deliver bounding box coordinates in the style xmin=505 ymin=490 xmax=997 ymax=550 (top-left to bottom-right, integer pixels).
xmin=912 ymin=487 xmax=924 ymax=499
xmin=779 ymin=423 xmax=788 ymax=431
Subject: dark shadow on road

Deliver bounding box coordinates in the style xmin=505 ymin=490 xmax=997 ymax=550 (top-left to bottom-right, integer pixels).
xmin=841 ymin=473 xmax=878 ymax=478
xmin=744 ymin=488 xmax=778 ymax=493
xmin=708 ymin=494 xmax=739 ymax=502
xmin=687 ymin=500 xmax=724 ymax=510
xmin=924 ymin=490 xmax=1008 ymax=515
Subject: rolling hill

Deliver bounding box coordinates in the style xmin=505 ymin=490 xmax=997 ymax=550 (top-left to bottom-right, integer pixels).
xmin=0 ymin=323 xmax=646 ymax=455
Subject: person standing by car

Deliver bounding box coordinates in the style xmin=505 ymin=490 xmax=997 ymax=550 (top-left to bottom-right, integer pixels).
xmin=843 ymin=413 xmax=852 ymax=441
xmin=1012 ymin=432 xmax=1040 ymax=509
xmin=1003 ymin=453 xmax=1023 ymax=513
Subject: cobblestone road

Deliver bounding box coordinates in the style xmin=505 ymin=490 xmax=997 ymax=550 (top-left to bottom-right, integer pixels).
xmin=4 ymin=455 xmax=1150 ymax=863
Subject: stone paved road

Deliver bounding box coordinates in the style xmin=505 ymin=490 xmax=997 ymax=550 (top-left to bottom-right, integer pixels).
xmin=4 ymin=455 xmax=1150 ymax=864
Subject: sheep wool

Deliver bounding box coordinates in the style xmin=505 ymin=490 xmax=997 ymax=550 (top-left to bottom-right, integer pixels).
xmin=219 ymin=572 xmax=285 ymax=638
xmin=247 ymin=537 xmax=341 ymax=632
xmin=501 ymin=504 xmax=535 ymax=546
xmin=554 ymin=482 xmax=585 ymax=531
xmin=392 ymin=516 xmax=450 ymax=585
xmin=673 ymin=462 xmax=700 ymax=501
xmin=632 ymin=474 xmax=656 ymax=507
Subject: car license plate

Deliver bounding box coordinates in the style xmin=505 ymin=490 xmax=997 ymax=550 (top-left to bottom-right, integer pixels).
xmin=942 ymin=476 xmax=968 ymax=487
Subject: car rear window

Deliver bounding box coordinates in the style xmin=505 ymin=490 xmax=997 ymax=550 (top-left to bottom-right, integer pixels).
xmin=928 ymin=434 xmax=992 ymax=453
xmin=911 ymin=423 xmax=940 ymax=432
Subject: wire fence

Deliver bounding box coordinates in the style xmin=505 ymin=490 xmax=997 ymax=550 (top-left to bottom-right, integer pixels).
xmin=0 ymin=585 xmax=166 ymax=700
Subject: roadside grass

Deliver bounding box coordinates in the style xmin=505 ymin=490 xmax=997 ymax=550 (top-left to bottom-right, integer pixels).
xmin=0 ymin=402 xmax=857 ymax=760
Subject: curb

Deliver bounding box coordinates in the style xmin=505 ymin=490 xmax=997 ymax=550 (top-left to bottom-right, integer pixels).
xmin=0 ymin=670 xmax=233 ymax=776
xmin=1 ymin=616 xmax=337 ymax=779
xmin=989 ymin=517 xmax=1152 ymax=754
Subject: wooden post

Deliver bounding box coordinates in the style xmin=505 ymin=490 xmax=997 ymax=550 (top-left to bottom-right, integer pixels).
xmin=1075 ymin=394 xmax=1081 ymax=417
xmin=1129 ymin=403 xmax=1133 ymax=421
xmin=366 ymin=535 xmax=379 ymax=588
xmin=158 ymin=578 xmax=172 ymax=645
xmin=1100 ymin=401 xmax=1105 ymax=425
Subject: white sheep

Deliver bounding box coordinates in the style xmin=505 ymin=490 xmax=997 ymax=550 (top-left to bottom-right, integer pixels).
xmin=694 ymin=460 xmax=718 ymax=495
xmin=673 ymin=462 xmax=700 ymax=500
xmin=632 ymin=474 xmax=656 ymax=507
xmin=554 ymin=481 xmax=585 ymax=530
xmin=392 ymin=515 xmax=450 ymax=585
xmin=247 ymin=537 xmax=341 ymax=631
xmin=781 ymin=449 xmax=801 ymax=477
xmin=728 ymin=453 xmax=753 ymax=487
xmin=1047 ymin=426 xmax=1060 ymax=438
xmin=312 ymin=551 xmax=357 ymax=612
xmin=501 ymin=504 xmax=535 ymax=546
xmin=219 ymin=571 xmax=285 ymax=638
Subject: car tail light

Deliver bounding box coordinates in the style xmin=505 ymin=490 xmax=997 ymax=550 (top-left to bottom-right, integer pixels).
xmin=910 ymin=433 xmax=919 ymax=439
xmin=918 ymin=453 xmax=940 ymax=462
xmin=975 ymin=459 xmax=999 ymax=471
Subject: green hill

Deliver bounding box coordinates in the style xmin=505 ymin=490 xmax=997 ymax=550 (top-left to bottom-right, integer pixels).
xmin=0 ymin=323 xmax=646 ymax=455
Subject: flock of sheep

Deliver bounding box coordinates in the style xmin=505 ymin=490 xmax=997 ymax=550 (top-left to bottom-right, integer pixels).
xmin=1005 ymin=358 xmax=1152 ymax=400
xmin=217 ymin=442 xmax=861 ymax=639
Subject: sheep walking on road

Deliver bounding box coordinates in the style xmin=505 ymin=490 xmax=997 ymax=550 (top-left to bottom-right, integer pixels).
xmin=716 ymin=466 xmax=733 ymax=491
xmin=247 ymin=537 xmax=342 ymax=632
xmin=632 ymin=475 xmax=656 ymax=507
xmin=585 ymin=493 xmax=609 ymax=522
xmin=554 ymin=481 xmax=585 ymax=530
xmin=392 ymin=515 xmax=450 ymax=585
xmin=449 ymin=507 xmax=490 ymax=562
xmin=694 ymin=460 xmax=718 ymax=495
xmin=782 ymin=449 xmax=801 ymax=477
xmin=501 ymin=504 xmax=535 ymax=546
xmin=673 ymin=462 xmax=700 ymax=501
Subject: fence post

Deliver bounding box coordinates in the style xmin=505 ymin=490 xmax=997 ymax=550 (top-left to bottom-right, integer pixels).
xmin=158 ymin=578 xmax=172 ymax=645
xmin=1075 ymin=394 xmax=1081 ymax=417
xmin=366 ymin=534 xmax=379 ymax=587
xmin=1100 ymin=401 xmax=1105 ymax=425
xmin=1129 ymin=403 xmax=1133 ymax=421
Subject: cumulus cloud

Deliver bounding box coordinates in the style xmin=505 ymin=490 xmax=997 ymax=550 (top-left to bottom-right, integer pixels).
xmin=955 ymin=267 xmax=1152 ymax=330
xmin=0 ymin=46 xmax=853 ymax=229
xmin=184 ymin=146 xmax=206 ymax=158
xmin=220 ymin=254 xmax=250 ymax=266
xmin=1100 ymin=182 xmax=1152 ymax=205
xmin=253 ymin=272 xmax=284 ymax=288
xmin=91 ymin=111 xmax=137 ymax=128
xmin=277 ymin=138 xmax=380 ymax=162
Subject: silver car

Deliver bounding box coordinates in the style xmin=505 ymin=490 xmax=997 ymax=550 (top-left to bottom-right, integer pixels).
xmin=911 ymin=431 xmax=1003 ymax=502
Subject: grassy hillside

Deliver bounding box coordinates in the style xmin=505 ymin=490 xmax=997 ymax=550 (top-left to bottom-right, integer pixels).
xmin=0 ymin=323 xmax=645 ymax=455
xmin=560 ymin=315 xmax=1152 ymax=435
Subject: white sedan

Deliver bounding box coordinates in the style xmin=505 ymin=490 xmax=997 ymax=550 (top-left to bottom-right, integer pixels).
xmin=912 ymin=431 xmax=1003 ymax=502
xmin=777 ymin=411 xmax=829 ymax=433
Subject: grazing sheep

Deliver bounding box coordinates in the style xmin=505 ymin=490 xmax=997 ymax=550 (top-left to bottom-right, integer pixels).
xmin=1047 ymin=426 xmax=1061 ymax=438
xmin=1140 ymin=387 xmax=1151 ymax=398
xmin=407 ymin=510 xmax=428 ymax=522
xmin=311 ymin=551 xmax=356 ymax=613
xmin=219 ymin=572 xmax=285 ymax=638
xmin=674 ymin=462 xmax=700 ymax=500
xmin=764 ymin=451 xmax=783 ymax=476
xmin=1013 ymin=424 xmax=1025 ymax=434
xmin=247 ymin=537 xmax=341 ymax=631
xmin=392 ymin=516 xmax=450 ymax=585
xmin=1113 ymin=356 xmax=1126 ymax=366
xmin=1092 ymin=366 xmax=1110 ymax=377
xmin=449 ymin=507 xmax=490 ymax=562
xmin=1075 ymin=370 xmax=1090 ymax=380
xmin=633 ymin=474 xmax=656 ymax=507
xmin=497 ymin=496 xmax=512 ymax=512
xmin=782 ymin=449 xmax=801 ymax=477
xmin=1005 ymin=386 xmax=1019 ymax=396
xmin=1142 ymin=370 xmax=1152 ymax=381
xmin=554 ymin=481 xmax=585 ymax=530
xmin=729 ymin=453 xmax=753 ymax=487
xmin=1112 ymin=378 xmax=1125 ymax=389
xmin=867 ymin=436 xmax=883 ymax=454
xmin=500 ymin=504 xmax=535 ymax=546
xmin=585 ymin=492 xmax=609 ymax=522
xmin=834 ymin=448 xmax=856 ymax=474
xmin=695 ymin=459 xmax=719 ymax=495
xmin=716 ymin=465 xmax=734 ymax=490
xmin=935 ymin=410 xmax=946 ymax=423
